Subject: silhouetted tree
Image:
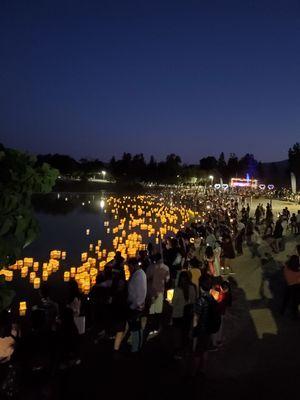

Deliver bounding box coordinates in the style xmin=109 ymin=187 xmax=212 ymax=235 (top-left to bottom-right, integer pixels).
xmin=199 ymin=156 xmax=218 ymax=171
xmin=238 ymin=153 xmax=258 ymax=177
xmin=37 ymin=154 xmax=79 ymax=175
xmin=0 ymin=145 xmax=58 ymax=266
xmin=227 ymin=153 xmax=239 ymax=178
xmin=217 ymin=152 xmax=227 ymax=178
xmin=288 ymin=143 xmax=300 ymax=178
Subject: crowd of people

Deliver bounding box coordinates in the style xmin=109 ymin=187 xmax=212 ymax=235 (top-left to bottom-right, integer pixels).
xmin=1 ymin=193 xmax=300 ymax=397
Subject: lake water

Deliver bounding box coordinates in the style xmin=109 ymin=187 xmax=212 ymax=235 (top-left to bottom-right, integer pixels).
xmin=7 ymin=190 xmax=198 ymax=310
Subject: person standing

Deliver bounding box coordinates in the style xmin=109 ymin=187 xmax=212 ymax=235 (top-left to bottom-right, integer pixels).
xmin=172 ymin=271 xmax=197 ymax=357
xmin=189 ymin=258 xmax=202 ymax=295
xmin=235 ymin=221 xmax=245 ymax=256
xmin=127 ymin=258 xmax=147 ymax=353
xmin=145 ymin=253 xmax=170 ymax=339
xmin=290 ymin=213 xmax=297 ymax=235
xmin=255 ymin=205 xmax=262 ymax=225
xmin=296 ymin=210 xmax=300 ymax=235
xmin=250 ymin=227 xmax=261 ymax=258
xmin=273 ymin=218 xmax=284 ymax=253
xmin=189 ymin=279 xmax=221 ymax=377
xmin=221 ymin=235 xmax=235 ymax=274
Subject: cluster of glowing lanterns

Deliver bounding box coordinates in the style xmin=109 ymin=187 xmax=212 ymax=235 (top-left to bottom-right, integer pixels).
xmin=2 ymin=195 xmax=198 ymax=310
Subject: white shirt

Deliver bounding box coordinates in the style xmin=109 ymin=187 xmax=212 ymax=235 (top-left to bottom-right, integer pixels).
xmin=237 ymin=222 xmax=245 ymax=232
xmin=146 ymin=261 xmax=170 ymax=298
xmin=128 ymin=268 xmax=147 ymax=310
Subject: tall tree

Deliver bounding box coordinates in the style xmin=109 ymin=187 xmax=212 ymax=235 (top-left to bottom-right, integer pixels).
xmin=238 ymin=153 xmax=258 ymax=177
xmin=217 ymin=152 xmax=227 ymax=177
xmin=199 ymin=156 xmax=218 ymax=171
xmin=227 ymin=153 xmax=239 ymax=178
xmin=0 ymin=145 xmax=58 ymax=266
xmin=288 ymin=142 xmax=300 ymax=178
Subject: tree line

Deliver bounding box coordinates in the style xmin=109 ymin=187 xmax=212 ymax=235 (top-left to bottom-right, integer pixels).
xmin=37 ymin=145 xmax=300 ymax=184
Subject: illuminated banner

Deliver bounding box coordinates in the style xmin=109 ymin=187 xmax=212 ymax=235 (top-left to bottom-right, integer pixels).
xmin=230 ymin=177 xmax=258 ymax=188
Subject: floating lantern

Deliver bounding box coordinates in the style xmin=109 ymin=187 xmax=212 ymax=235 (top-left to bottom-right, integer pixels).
xmin=62 ymin=251 xmax=66 ymax=260
xmin=21 ymin=266 xmax=28 ymax=278
xmin=86 ymin=229 xmax=90 ymax=235
xmin=33 ymin=278 xmax=41 ymax=289
xmin=19 ymin=301 xmax=27 ymax=316
xmin=29 ymin=272 xmax=36 ymax=282
xmin=64 ymin=272 xmax=70 ymax=282
xmin=42 ymin=271 xmax=48 ymax=281
xmin=33 ymin=262 xmax=39 ymax=271
xmin=4 ymin=270 xmax=13 ymax=282
xmin=24 ymin=257 xmax=33 ymax=267
xmin=9 ymin=263 xmax=17 ymax=271
xmin=99 ymin=261 xmax=106 ymax=271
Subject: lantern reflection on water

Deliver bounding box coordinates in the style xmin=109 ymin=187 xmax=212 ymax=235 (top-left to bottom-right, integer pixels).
xmin=13 ymin=194 xmax=197 ymax=297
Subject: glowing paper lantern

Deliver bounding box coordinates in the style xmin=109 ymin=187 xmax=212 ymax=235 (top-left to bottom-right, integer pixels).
xmin=64 ymin=272 xmax=70 ymax=282
xmin=33 ymin=278 xmax=41 ymax=289
xmin=19 ymin=301 xmax=27 ymax=316
xmin=166 ymin=289 xmax=174 ymax=303
xmin=29 ymin=272 xmax=36 ymax=282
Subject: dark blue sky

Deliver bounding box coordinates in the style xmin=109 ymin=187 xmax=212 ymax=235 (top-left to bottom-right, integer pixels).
xmin=1 ymin=0 xmax=299 ymax=163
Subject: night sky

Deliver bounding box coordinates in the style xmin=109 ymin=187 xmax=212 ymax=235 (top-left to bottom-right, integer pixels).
xmin=1 ymin=0 xmax=300 ymax=163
